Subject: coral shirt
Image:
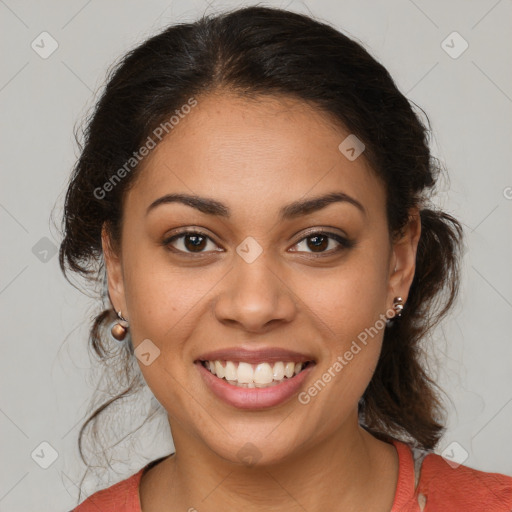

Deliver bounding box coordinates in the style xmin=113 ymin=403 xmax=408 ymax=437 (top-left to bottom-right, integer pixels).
xmin=72 ymin=439 xmax=512 ymax=511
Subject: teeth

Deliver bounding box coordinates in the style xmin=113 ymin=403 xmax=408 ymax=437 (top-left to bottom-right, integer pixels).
xmin=214 ymin=361 xmax=225 ymax=379
xmin=224 ymin=361 xmax=237 ymax=381
xmin=273 ymin=361 xmax=285 ymax=380
xmin=285 ymin=362 xmax=295 ymax=378
xmin=254 ymin=362 xmax=273 ymax=384
xmin=237 ymin=362 xmax=254 ymax=383
xmin=202 ymin=360 xmax=310 ymax=387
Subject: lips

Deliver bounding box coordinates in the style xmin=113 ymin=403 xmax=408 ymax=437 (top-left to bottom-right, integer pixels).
xmin=194 ymin=346 xmax=316 ymax=409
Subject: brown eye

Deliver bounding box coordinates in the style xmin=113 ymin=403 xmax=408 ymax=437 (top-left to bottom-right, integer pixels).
xmin=163 ymin=230 xmax=219 ymax=254
xmin=183 ymin=234 xmax=207 ymax=252
xmin=306 ymin=234 xmax=329 ymax=252
xmin=291 ymin=231 xmax=354 ymax=255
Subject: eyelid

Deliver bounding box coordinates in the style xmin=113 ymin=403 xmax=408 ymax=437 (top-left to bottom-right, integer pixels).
xmin=162 ymin=227 xmax=354 ymax=256
xmin=292 ymin=226 xmax=349 ymax=243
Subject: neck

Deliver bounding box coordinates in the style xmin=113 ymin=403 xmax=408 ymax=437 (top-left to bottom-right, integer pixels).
xmin=155 ymin=415 xmax=397 ymax=512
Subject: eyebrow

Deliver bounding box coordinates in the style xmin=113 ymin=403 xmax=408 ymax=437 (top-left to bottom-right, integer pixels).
xmin=145 ymin=191 xmax=366 ymax=220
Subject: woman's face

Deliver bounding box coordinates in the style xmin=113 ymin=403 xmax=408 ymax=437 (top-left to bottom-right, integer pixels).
xmin=104 ymin=91 xmax=419 ymax=464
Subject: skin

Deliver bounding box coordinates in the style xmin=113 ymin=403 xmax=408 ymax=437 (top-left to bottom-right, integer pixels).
xmin=103 ymin=90 xmax=421 ymax=511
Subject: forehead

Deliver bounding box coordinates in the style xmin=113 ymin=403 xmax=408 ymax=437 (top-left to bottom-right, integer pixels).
xmin=125 ymin=92 xmax=386 ymax=221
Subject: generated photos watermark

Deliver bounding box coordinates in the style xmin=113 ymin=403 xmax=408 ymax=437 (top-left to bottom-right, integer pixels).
xmin=297 ymin=306 xmax=396 ymax=405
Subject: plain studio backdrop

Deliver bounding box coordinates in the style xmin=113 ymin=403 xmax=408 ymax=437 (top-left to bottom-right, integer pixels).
xmin=1 ymin=0 xmax=511 ymax=510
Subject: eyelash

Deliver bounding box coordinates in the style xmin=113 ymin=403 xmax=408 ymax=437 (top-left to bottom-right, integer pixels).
xmin=161 ymin=229 xmax=355 ymax=257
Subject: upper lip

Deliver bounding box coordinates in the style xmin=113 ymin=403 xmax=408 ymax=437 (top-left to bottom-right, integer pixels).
xmin=195 ymin=347 xmax=316 ymax=364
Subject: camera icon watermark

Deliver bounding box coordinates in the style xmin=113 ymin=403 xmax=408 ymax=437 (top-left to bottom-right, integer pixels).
xmin=441 ymin=441 xmax=469 ymax=469
xmin=441 ymin=31 xmax=468 ymax=59
xmin=135 ymin=338 xmax=161 ymax=366
xmin=31 ymin=441 xmax=59 ymax=469
xmin=31 ymin=31 xmax=59 ymax=59
xmin=236 ymin=442 xmax=262 ymax=466
xmin=338 ymin=134 xmax=365 ymax=161
xmin=236 ymin=236 xmax=263 ymax=264
xmin=32 ymin=236 xmax=58 ymax=263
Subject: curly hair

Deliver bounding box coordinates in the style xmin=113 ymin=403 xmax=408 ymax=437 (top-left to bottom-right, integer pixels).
xmin=57 ymin=4 xmax=464 ymax=489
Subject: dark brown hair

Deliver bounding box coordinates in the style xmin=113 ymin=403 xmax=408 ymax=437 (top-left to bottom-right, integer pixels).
xmin=57 ymin=4 xmax=464 ymax=490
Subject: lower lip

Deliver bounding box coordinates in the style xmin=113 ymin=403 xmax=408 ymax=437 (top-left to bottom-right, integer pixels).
xmin=196 ymin=362 xmax=315 ymax=410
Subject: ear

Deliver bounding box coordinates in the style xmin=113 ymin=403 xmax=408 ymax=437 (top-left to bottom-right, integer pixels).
xmin=101 ymin=223 xmax=128 ymax=318
xmin=387 ymin=207 xmax=421 ymax=308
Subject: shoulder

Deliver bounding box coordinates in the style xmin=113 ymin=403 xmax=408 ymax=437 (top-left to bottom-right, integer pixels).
xmin=72 ymin=468 xmax=144 ymax=512
xmin=417 ymin=451 xmax=512 ymax=511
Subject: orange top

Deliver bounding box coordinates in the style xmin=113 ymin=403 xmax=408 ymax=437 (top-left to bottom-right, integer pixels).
xmin=72 ymin=439 xmax=512 ymax=511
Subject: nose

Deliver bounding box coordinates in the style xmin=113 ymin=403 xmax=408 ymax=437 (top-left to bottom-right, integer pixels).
xmin=212 ymin=254 xmax=297 ymax=333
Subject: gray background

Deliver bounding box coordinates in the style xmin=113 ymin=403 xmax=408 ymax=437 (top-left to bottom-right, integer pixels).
xmin=1 ymin=0 xmax=511 ymax=509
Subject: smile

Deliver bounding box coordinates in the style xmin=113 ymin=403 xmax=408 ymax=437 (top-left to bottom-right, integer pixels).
xmin=196 ymin=359 xmax=316 ymax=409
xmin=200 ymin=360 xmax=314 ymax=388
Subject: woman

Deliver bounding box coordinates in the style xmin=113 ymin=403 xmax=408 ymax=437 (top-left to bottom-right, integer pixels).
xmin=59 ymin=5 xmax=512 ymax=511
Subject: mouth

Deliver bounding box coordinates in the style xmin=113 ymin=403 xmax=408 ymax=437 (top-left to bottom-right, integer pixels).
xmin=194 ymin=348 xmax=317 ymax=409
xmin=198 ymin=359 xmax=316 ymax=389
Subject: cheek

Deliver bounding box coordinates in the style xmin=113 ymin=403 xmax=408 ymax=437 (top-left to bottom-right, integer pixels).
xmin=121 ymin=244 xmax=214 ymax=346
xmin=295 ymin=249 xmax=388 ymax=398
xmin=120 ymin=250 xmax=208 ymax=417
xmin=298 ymin=253 xmax=388 ymax=342
xmin=296 ymin=274 xmax=386 ymax=430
